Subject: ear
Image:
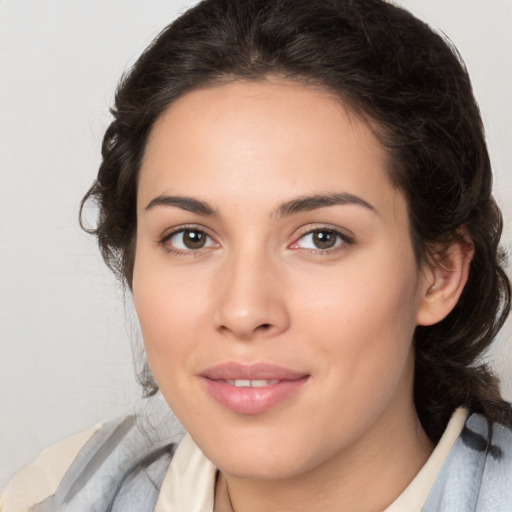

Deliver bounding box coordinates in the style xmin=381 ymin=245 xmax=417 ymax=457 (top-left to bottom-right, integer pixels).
xmin=416 ymin=237 xmax=474 ymax=326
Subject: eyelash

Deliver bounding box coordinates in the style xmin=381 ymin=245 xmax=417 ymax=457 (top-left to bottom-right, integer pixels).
xmin=158 ymin=225 xmax=218 ymax=255
xmin=290 ymin=227 xmax=354 ymax=254
xmin=158 ymin=225 xmax=354 ymax=256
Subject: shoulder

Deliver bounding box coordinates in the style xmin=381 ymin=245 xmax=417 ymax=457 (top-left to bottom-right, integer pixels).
xmin=1 ymin=409 xmax=185 ymax=512
xmin=424 ymin=412 xmax=512 ymax=511
xmin=0 ymin=423 xmax=103 ymax=512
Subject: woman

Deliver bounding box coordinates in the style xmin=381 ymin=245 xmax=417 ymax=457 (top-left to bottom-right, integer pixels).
xmin=2 ymin=0 xmax=511 ymax=510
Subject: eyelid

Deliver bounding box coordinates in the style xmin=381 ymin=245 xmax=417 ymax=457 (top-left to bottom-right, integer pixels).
xmin=289 ymin=225 xmax=355 ymax=251
xmin=158 ymin=224 xmax=219 ymax=254
xmin=156 ymin=223 xmax=354 ymax=255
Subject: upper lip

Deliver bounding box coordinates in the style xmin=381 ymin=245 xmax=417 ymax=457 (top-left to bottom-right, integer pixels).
xmin=200 ymin=362 xmax=308 ymax=381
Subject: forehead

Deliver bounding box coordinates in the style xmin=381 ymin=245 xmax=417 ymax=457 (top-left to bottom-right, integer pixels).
xmin=138 ymin=80 xmax=403 ymax=220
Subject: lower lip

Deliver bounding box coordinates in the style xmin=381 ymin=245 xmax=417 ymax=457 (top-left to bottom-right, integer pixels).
xmin=203 ymin=378 xmax=309 ymax=415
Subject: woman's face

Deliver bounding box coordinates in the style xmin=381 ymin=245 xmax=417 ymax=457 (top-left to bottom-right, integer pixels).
xmin=133 ymin=80 xmax=432 ymax=479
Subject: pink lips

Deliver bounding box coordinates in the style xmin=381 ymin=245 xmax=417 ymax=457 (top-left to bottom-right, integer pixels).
xmin=200 ymin=362 xmax=309 ymax=415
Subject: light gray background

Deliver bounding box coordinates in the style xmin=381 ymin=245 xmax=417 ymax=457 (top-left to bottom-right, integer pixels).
xmin=1 ymin=0 xmax=511 ymax=488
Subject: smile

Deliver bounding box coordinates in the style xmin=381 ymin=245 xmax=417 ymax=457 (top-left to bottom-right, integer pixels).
xmin=200 ymin=363 xmax=309 ymax=415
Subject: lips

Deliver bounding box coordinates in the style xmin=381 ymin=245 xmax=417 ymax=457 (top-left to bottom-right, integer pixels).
xmin=200 ymin=362 xmax=309 ymax=415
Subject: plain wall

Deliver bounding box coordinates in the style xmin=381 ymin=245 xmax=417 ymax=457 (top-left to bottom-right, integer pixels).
xmin=1 ymin=0 xmax=511 ymax=488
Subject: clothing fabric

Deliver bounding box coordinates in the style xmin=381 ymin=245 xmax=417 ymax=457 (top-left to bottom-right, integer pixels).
xmin=0 ymin=424 xmax=102 ymax=512
xmin=2 ymin=407 xmax=512 ymax=511
xmin=153 ymin=408 xmax=467 ymax=512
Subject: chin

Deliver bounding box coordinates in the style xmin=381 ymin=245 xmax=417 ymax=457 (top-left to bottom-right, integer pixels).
xmin=198 ymin=426 xmax=321 ymax=481
xmin=216 ymin=454 xmax=310 ymax=481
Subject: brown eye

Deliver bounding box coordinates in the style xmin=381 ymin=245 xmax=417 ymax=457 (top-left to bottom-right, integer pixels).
xmin=182 ymin=230 xmax=207 ymax=249
xmin=293 ymin=228 xmax=351 ymax=251
xmin=312 ymin=230 xmax=338 ymax=249
xmin=165 ymin=229 xmax=215 ymax=251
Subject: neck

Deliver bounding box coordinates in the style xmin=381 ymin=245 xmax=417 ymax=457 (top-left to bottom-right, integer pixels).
xmin=215 ymin=400 xmax=433 ymax=512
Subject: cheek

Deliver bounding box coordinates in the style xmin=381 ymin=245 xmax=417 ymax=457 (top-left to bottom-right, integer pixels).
xmin=132 ymin=251 xmax=206 ymax=377
xmin=292 ymin=252 xmax=420 ymax=387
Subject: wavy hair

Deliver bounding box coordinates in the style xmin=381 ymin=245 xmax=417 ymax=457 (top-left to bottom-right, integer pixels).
xmin=81 ymin=0 xmax=511 ymax=441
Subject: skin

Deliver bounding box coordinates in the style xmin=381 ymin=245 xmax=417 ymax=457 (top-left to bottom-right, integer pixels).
xmin=132 ymin=80 xmax=468 ymax=511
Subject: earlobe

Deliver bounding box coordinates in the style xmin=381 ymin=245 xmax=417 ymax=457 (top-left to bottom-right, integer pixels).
xmin=416 ymin=238 xmax=474 ymax=326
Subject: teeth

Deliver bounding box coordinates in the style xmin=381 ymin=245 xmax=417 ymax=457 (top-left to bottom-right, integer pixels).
xmin=225 ymin=379 xmax=279 ymax=387
xmin=251 ymin=379 xmax=273 ymax=387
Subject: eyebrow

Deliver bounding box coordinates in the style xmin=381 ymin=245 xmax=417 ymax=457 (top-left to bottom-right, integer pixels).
xmin=274 ymin=192 xmax=377 ymax=218
xmin=144 ymin=192 xmax=376 ymax=218
xmin=145 ymin=195 xmax=218 ymax=216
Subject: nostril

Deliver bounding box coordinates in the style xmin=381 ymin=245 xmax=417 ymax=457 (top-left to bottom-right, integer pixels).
xmin=259 ymin=323 xmax=272 ymax=330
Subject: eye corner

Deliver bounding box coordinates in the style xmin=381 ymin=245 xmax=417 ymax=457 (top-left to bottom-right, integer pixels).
xmin=289 ymin=226 xmax=355 ymax=254
xmin=158 ymin=225 xmax=219 ymax=255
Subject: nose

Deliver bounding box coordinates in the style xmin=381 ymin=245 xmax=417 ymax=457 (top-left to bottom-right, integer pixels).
xmin=213 ymin=250 xmax=290 ymax=340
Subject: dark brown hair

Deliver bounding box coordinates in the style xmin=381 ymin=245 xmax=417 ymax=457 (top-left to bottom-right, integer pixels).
xmin=81 ymin=0 xmax=511 ymax=441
